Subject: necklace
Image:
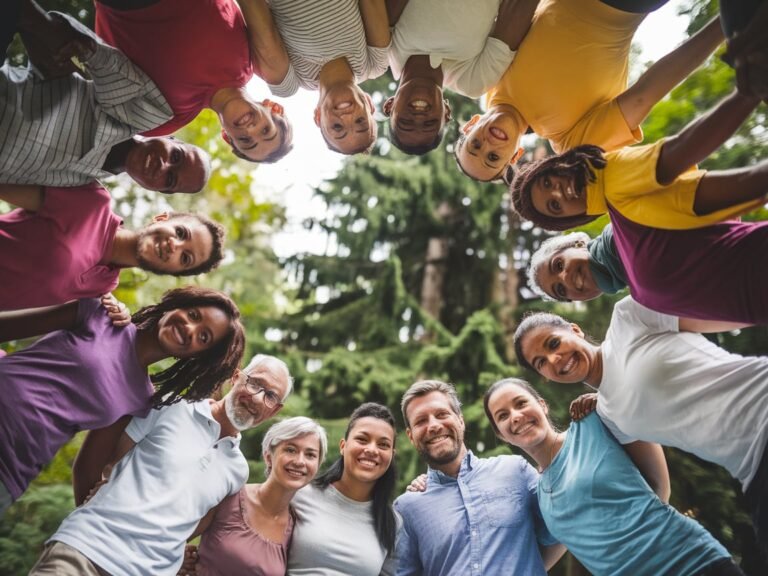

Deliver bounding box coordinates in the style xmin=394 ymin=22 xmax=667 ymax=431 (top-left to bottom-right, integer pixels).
xmin=540 ymin=432 xmax=563 ymax=495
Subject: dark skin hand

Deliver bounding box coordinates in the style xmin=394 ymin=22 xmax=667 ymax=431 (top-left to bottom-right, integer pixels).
xmin=723 ymin=1 xmax=768 ymax=100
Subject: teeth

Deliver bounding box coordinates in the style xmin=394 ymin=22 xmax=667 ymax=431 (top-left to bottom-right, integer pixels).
xmin=358 ymin=459 xmax=377 ymax=468
xmin=514 ymin=423 xmax=533 ymax=435
xmin=411 ymin=100 xmax=428 ymax=110
xmin=337 ymin=102 xmax=352 ymax=109
xmin=285 ymin=468 xmax=305 ymax=477
xmin=562 ymin=356 xmax=576 ymax=373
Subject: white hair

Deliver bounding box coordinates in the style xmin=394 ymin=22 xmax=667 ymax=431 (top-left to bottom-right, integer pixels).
xmin=261 ymin=417 xmax=328 ymax=477
xmin=527 ymin=232 xmax=591 ymax=300
xmin=243 ymin=354 xmax=294 ymax=400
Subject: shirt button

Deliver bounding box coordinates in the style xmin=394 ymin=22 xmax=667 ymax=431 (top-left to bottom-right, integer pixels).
xmin=473 ymin=563 xmax=479 ymax=569
xmin=213 ymin=445 xmax=218 ymax=450
xmin=471 ymin=530 xmax=477 ymax=537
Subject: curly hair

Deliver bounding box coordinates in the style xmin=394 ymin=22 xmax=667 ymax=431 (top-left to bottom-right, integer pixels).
xmin=510 ymin=144 xmax=607 ymax=231
xmin=132 ymin=286 xmax=245 ymax=406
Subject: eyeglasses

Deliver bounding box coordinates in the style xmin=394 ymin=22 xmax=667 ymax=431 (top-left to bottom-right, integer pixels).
xmin=243 ymin=373 xmax=283 ymax=409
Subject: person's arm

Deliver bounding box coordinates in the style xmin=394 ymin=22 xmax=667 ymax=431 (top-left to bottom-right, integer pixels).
xmin=359 ymin=0 xmax=391 ymax=48
xmin=540 ymin=543 xmax=566 ymax=571
xmin=723 ymin=0 xmax=768 ymax=99
xmin=392 ymin=510 xmax=422 ymax=576
xmin=0 ymin=183 xmax=44 ymax=212
xmin=235 ymin=0 xmax=291 ymax=85
xmin=186 ymin=506 xmax=218 ymax=541
xmin=656 ymin=90 xmax=760 ymax=184
xmin=17 ymin=1 xmax=87 ymax=78
xmin=569 ymin=393 xmax=597 ymax=421
xmin=490 ymin=0 xmax=539 ymax=51
xmin=0 ymin=300 xmax=79 ymax=343
xmin=385 ymin=0 xmax=409 ymax=26
xmin=678 ymin=317 xmax=752 ymax=333
xmin=623 ymin=441 xmax=670 ymax=503
xmin=72 ymin=418 xmax=134 ymax=505
xmin=617 ymin=16 xmax=724 ymax=131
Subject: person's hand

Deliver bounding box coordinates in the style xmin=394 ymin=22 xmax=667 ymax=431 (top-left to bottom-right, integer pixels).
xmin=405 ymin=473 xmax=428 ymax=493
xmin=101 ymin=293 xmax=132 ymax=327
xmin=722 ymin=2 xmax=768 ymax=100
xmin=569 ymin=393 xmax=598 ymax=421
xmin=20 ymin=13 xmax=96 ymax=79
xmin=177 ymin=545 xmax=199 ymax=576
xmin=83 ymin=463 xmax=112 ymax=504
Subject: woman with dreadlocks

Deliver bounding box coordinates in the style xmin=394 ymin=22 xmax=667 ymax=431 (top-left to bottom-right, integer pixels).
xmin=0 ymin=286 xmax=245 ymax=515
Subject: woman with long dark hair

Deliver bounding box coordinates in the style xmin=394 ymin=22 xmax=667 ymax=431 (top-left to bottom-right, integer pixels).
xmin=287 ymin=402 xmax=398 ymax=575
xmin=0 ymin=286 xmax=245 ymax=514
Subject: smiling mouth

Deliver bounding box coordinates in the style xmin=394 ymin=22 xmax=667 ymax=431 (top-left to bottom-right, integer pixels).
xmin=564 ymin=184 xmax=580 ymax=200
xmin=171 ymin=323 xmax=186 ymax=346
xmin=410 ymin=99 xmax=429 ymax=111
xmin=512 ymin=422 xmax=534 ymax=436
xmin=560 ymin=355 xmax=577 ymax=376
xmin=357 ymin=458 xmax=378 ymax=469
xmin=235 ymin=111 xmax=254 ymax=127
xmin=426 ymin=434 xmax=451 ymax=446
xmin=489 ymin=126 xmax=508 ymax=141
xmin=285 ymin=467 xmax=306 ymax=478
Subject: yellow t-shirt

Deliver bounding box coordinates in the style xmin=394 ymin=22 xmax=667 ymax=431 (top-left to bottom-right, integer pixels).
xmin=585 ymin=140 xmax=761 ymax=229
xmin=488 ymin=0 xmax=644 ymax=153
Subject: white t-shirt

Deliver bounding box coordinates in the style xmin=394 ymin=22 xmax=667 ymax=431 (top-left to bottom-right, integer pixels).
xmin=288 ymin=483 xmax=395 ymax=576
xmin=52 ymin=401 xmax=249 ymax=576
xmin=388 ymin=0 xmax=514 ymax=98
xmin=597 ymin=296 xmax=768 ymax=489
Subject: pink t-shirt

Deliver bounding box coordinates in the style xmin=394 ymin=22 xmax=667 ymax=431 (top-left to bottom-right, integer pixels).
xmin=197 ymin=486 xmax=294 ymax=576
xmin=0 ymin=182 xmax=121 ymax=311
xmin=95 ymin=0 xmax=253 ymax=136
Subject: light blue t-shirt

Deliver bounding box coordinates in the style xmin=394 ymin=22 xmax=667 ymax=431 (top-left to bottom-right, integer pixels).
xmin=395 ymin=451 xmax=556 ymax=576
xmin=539 ymin=413 xmax=730 ymax=576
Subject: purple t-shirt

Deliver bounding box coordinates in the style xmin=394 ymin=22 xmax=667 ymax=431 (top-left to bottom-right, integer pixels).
xmin=608 ymin=204 xmax=768 ymax=323
xmin=197 ymin=486 xmax=294 ymax=576
xmin=0 ymin=182 xmax=122 ymax=311
xmin=0 ymin=298 xmax=153 ymax=499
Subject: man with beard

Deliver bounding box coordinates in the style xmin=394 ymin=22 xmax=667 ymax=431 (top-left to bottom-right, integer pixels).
xmin=29 ymin=354 xmax=291 ymax=576
xmin=0 ymin=181 xmax=223 ymax=311
xmin=395 ymin=379 xmax=564 ymax=576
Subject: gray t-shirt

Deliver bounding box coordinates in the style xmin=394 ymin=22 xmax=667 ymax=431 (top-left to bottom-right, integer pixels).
xmin=288 ymin=483 xmax=395 ymax=575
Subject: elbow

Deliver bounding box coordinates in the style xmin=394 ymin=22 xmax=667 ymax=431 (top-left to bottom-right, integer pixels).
xmin=654 ymin=479 xmax=671 ymax=504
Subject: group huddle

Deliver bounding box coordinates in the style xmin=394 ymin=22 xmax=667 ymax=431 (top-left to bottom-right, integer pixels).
xmin=1 ymin=0 xmax=768 ymax=574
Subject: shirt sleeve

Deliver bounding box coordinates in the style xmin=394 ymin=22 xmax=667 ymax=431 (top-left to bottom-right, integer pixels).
xmin=520 ymin=459 xmax=559 ymax=547
xmin=553 ymin=98 xmax=642 ymax=154
xmin=125 ymin=406 xmax=164 ymax=443
xmin=364 ymin=44 xmax=391 ymax=80
xmin=268 ymin=62 xmax=300 ymax=97
xmin=393 ymin=501 xmax=422 ymax=576
xmin=442 ymin=37 xmax=515 ymax=99
xmin=596 ymin=408 xmax=635 ymax=445
xmin=53 ymin=13 xmax=172 ymax=133
xmin=618 ymin=296 xmax=679 ymax=335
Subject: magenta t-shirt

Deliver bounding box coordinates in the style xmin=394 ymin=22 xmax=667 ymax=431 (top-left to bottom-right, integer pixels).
xmin=0 ymin=182 xmax=121 ymax=311
xmin=95 ymin=0 xmax=253 ymax=136
xmin=0 ymin=299 xmax=154 ymax=499
xmin=608 ymin=204 xmax=768 ymax=324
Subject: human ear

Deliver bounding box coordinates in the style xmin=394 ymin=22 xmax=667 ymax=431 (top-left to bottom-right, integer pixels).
xmin=444 ymin=100 xmax=452 ymax=122
xmin=364 ymin=92 xmax=375 ymax=113
xmin=510 ymin=146 xmax=525 ymax=164
xmin=571 ymin=323 xmax=585 ymax=338
xmin=339 ymin=438 xmax=346 ymax=453
xmin=406 ymin=427 xmax=415 ymax=445
xmin=313 ymin=106 xmax=321 ymax=127
xmin=462 ymin=114 xmax=481 ymax=133
xmin=152 ymin=211 xmax=170 ymax=223
xmin=382 ymin=96 xmax=394 ymax=117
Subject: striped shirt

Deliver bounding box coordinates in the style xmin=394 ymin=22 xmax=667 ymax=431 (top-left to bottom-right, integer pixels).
xmin=0 ymin=13 xmax=172 ymax=188
xmin=266 ymin=0 xmax=389 ymax=97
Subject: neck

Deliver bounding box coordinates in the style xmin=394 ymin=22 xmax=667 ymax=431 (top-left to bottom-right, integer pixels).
xmin=134 ymin=327 xmax=170 ymax=369
xmin=102 ymin=139 xmax=134 ymax=174
xmin=109 ymin=228 xmax=139 ymax=268
xmin=528 ymin=430 xmax=565 ymax=471
xmin=210 ymin=399 xmax=239 ymax=438
xmin=489 ymin=102 xmax=527 ymax=130
xmin=432 ymin=445 xmax=468 ymax=478
xmin=210 ymin=85 xmax=247 ymax=114
xmin=333 ymin=474 xmax=374 ymax=502
xmin=249 ymin=479 xmax=295 ymax=517
xmin=318 ymin=57 xmax=354 ymax=94
xmin=401 ymin=55 xmax=443 ymax=85
xmin=584 ymin=347 xmax=604 ymax=388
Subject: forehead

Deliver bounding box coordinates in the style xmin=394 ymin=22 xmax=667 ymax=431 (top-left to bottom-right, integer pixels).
xmin=280 ymin=433 xmax=321 ymax=451
xmin=349 ymin=416 xmax=395 ymax=440
xmin=520 ymin=324 xmax=571 ymax=358
xmin=406 ymin=391 xmax=457 ymax=421
xmin=489 ymin=384 xmax=532 ymax=411
xmin=176 ymin=146 xmax=206 ymax=189
xmin=530 ymin=178 xmax=551 ymax=213
xmin=196 ymin=305 xmax=230 ymax=334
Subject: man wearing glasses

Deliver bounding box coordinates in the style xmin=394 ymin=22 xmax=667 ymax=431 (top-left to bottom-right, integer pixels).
xmin=29 ymin=354 xmax=292 ymax=576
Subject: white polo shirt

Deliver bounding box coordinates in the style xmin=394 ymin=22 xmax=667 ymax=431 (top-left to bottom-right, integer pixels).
xmin=52 ymin=401 xmax=249 ymax=576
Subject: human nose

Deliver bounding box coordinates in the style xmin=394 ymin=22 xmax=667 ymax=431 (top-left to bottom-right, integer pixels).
xmin=546 ymin=351 xmax=562 ymax=365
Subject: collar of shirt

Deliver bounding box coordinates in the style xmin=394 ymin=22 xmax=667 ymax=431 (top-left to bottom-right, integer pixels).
xmin=191 ymin=400 xmax=242 ymax=450
xmin=427 ymin=450 xmax=477 ymax=485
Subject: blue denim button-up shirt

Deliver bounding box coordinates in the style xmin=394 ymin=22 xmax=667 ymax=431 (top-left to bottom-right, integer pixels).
xmin=394 ymin=451 xmax=555 ymax=576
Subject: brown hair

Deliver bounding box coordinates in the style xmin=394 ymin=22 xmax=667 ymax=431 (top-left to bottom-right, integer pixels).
xmin=512 ymin=311 xmax=573 ymax=372
xmin=510 ymin=144 xmax=607 ymax=231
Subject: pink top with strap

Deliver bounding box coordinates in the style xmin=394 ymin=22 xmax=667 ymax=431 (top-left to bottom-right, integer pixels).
xmin=197 ymin=486 xmax=294 ymax=576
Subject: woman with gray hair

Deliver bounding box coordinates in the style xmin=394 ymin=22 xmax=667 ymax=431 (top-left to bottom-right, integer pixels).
xmin=178 ymin=417 xmax=327 ymax=576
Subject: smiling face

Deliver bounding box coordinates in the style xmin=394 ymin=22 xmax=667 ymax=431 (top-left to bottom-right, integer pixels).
xmin=536 ymin=246 xmax=601 ymax=302
xmin=456 ymin=111 xmax=523 ymax=181
xmin=385 ymin=79 xmax=449 ymax=152
xmin=315 ymin=85 xmax=376 ymax=154
xmin=340 ymin=416 xmax=395 ymax=487
xmin=267 ymin=433 xmax=322 ymax=490
xmin=488 ymin=383 xmax=552 ymax=452
xmin=405 ymin=391 xmax=466 ymax=468
xmin=519 ymin=324 xmax=600 ymax=384
xmin=219 ymin=97 xmax=290 ymax=162
xmin=156 ymin=305 xmax=230 ymax=359
xmin=530 ymin=174 xmax=587 ymax=219
xmin=135 ymin=215 xmax=214 ymax=275
xmin=125 ymin=138 xmax=208 ymax=193
xmin=225 ymin=362 xmax=290 ymax=431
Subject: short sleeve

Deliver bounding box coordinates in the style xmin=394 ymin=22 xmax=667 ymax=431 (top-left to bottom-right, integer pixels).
xmin=365 ymin=45 xmax=391 ymax=80
xmin=268 ymin=63 xmax=300 ymax=97
xmin=442 ymin=37 xmax=514 ymax=98
xmin=125 ymin=406 xmax=164 ymax=443
xmin=615 ymin=296 xmax=678 ymax=335
xmin=553 ymin=98 xmax=642 ymax=154
xmin=75 ymin=298 xmax=105 ymax=330
xmin=596 ymin=408 xmax=635 ymax=445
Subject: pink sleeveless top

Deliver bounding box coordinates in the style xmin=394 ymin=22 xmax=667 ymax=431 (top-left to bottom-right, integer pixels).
xmin=197 ymin=486 xmax=294 ymax=576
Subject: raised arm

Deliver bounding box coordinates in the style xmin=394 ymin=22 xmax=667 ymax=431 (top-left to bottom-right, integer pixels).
xmin=72 ymin=417 xmax=134 ymax=505
xmin=385 ymin=0 xmax=409 ymax=26
xmin=656 ymin=90 xmax=760 ymax=184
xmin=617 ymin=15 xmax=724 ymax=131
xmin=359 ymin=0 xmax=391 ymax=48
xmin=678 ymin=317 xmax=753 ymax=333
xmin=0 ymin=300 xmax=79 ymax=343
xmin=623 ymin=441 xmax=670 ymax=503
xmin=491 ymin=0 xmax=539 ymax=51
xmin=235 ymin=0 xmax=291 ymax=85
xmin=0 ymin=183 xmax=44 ymax=213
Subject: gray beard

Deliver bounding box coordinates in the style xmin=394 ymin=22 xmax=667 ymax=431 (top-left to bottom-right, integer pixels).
xmin=224 ymin=393 xmax=258 ymax=432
